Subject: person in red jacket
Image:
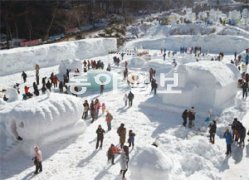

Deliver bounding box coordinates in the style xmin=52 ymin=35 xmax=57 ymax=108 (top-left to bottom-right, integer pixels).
xmin=106 ymin=111 xmax=113 ymax=131
xmin=24 ymin=86 xmax=33 ymax=98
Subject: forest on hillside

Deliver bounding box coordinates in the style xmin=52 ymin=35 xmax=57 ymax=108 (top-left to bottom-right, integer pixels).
xmin=0 ymin=0 xmax=196 ymax=41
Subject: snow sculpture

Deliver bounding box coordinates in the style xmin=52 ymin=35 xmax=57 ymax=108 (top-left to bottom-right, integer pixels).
xmin=5 ymin=88 xmax=19 ymax=102
xmin=0 ymin=93 xmax=85 ymax=158
xmin=160 ymin=61 xmax=240 ymax=114
xmin=130 ymin=146 xmax=173 ymax=180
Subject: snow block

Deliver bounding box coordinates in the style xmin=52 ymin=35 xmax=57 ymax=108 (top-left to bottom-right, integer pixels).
xmin=160 ymin=61 xmax=240 ymax=115
xmin=0 ymin=93 xmax=85 ymax=158
xmin=130 ymin=146 xmax=173 ymax=180
xmin=0 ymin=38 xmax=117 ymax=76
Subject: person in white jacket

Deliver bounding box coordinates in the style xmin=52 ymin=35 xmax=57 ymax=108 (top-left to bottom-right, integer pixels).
xmin=120 ymin=145 xmax=129 ymax=180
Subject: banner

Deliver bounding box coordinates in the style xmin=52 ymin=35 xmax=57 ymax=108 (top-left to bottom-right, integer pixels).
xmin=20 ymin=39 xmax=42 ymax=47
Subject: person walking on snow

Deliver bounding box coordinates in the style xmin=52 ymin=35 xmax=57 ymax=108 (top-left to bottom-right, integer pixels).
xmin=95 ymin=99 xmax=101 ymax=119
xmin=128 ymin=130 xmax=135 ymax=148
xmin=33 ymin=146 xmax=42 ymax=174
xmin=101 ymin=103 xmax=106 ymax=115
xmin=223 ymin=128 xmax=233 ymax=156
xmin=22 ymin=71 xmax=27 ymax=83
xmin=59 ymin=81 xmax=64 ymax=93
xmin=242 ymin=81 xmax=248 ymax=99
xmin=117 ymin=123 xmax=126 ymax=148
xmin=90 ymin=100 xmax=96 ymax=123
xmin=96 ymin=125 xmax=105 ymax=149
xmin=83 ymin=100 xmax=89 ymax=119
xmin=106 ymin=111 xmax=113 ymax=131
xmin=188 ymin=107 xmax=196 ymax=128
xmin=120 ymin=145 xmax=129 ymax=180
xmin=182 ymin=109 xmax=188 ymax=127
xmin=151 ymin=79 xmax=158 ymax=95
xmin=128 ymin=91 xmax=134 ymax=107
xmin=209 ymin=120 xmax=217 ymax=144
xmin=107 ymin=144 xmax=120 ymax=165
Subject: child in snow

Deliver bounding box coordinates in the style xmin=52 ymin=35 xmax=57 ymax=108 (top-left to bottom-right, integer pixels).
xmin=101 ymin=103 xmax=106 ymax=115
xmin=107 ymin=144 xmax=120 ymax=165
xmin=128 ymin=130 xmax=135 ymax=148
xmin=33 ymin=146 xmax=42 ymax=174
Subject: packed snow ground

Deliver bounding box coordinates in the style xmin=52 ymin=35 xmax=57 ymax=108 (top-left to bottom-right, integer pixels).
xmin=1 ymin=49 xmax=249 ymax=180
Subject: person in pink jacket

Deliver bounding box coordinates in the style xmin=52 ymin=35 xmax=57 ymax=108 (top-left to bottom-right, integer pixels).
xmin=33 ymin=146 xmax=43 ymax=174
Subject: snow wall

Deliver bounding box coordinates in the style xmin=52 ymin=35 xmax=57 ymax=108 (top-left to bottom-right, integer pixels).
xmin=0 ymin=93 xmax=85 ymax=159
xmin=0 ymin=38 xmax=117 ymax=76
xmin=125 ymin=35 xmax=249 ymax=54
xmin=159 ymin=61 xmax=240 ymax=115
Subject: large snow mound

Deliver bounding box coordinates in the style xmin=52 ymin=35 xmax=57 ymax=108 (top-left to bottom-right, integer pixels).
xmin=125 ymin=35 xmax=249 ymax=54
xmin=130 ymin=146 xmax=173 ymax=180
xmin=0 ymin=38 xmax=117 ymax=76
xmin=0 ymin=93 xmax=85 ymax=158
xmin=160 ymin=61 xmax=240 ymax=114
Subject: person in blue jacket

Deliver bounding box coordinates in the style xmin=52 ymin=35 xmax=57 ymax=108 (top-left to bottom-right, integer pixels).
xmin=223 ymin=128 xmax=233 ymax=155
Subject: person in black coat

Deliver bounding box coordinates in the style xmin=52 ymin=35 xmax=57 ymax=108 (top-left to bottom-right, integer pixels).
xmin=21 ymin=71 xmax=27 ymax=83
xmin=46 ymin=80 xmax=52 ymax=91
xmin=182 ymin=109 xmax=188 ymax=127
xmin=41 ymin=85 xmax=46 ymax=94
xmin=209 ymin=120 xmax=217 ymax=144
xmin=42 ymin=77 xmax=47 ymax=86
xmin=59 ymin=81 xmax=64 ymax=93
xmin=151 ymin=79 xmax=158 ymax=95
xmin=33 ymin=82 xmax=39 ymax=96
xmin=242 ymin=81 xmax=248 ymax=99
xmin=96 ymin=125 xmax=105 ymax=149
xmin=128 ymin=91 xmax=134 ymax=107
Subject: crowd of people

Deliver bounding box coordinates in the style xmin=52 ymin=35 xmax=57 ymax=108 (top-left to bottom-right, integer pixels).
xmin=95 ymin=122 xmax=136 ymax=179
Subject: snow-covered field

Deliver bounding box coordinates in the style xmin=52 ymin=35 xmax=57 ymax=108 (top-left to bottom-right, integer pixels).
xmin=1 ymin=11 xmax=249 ymax=180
